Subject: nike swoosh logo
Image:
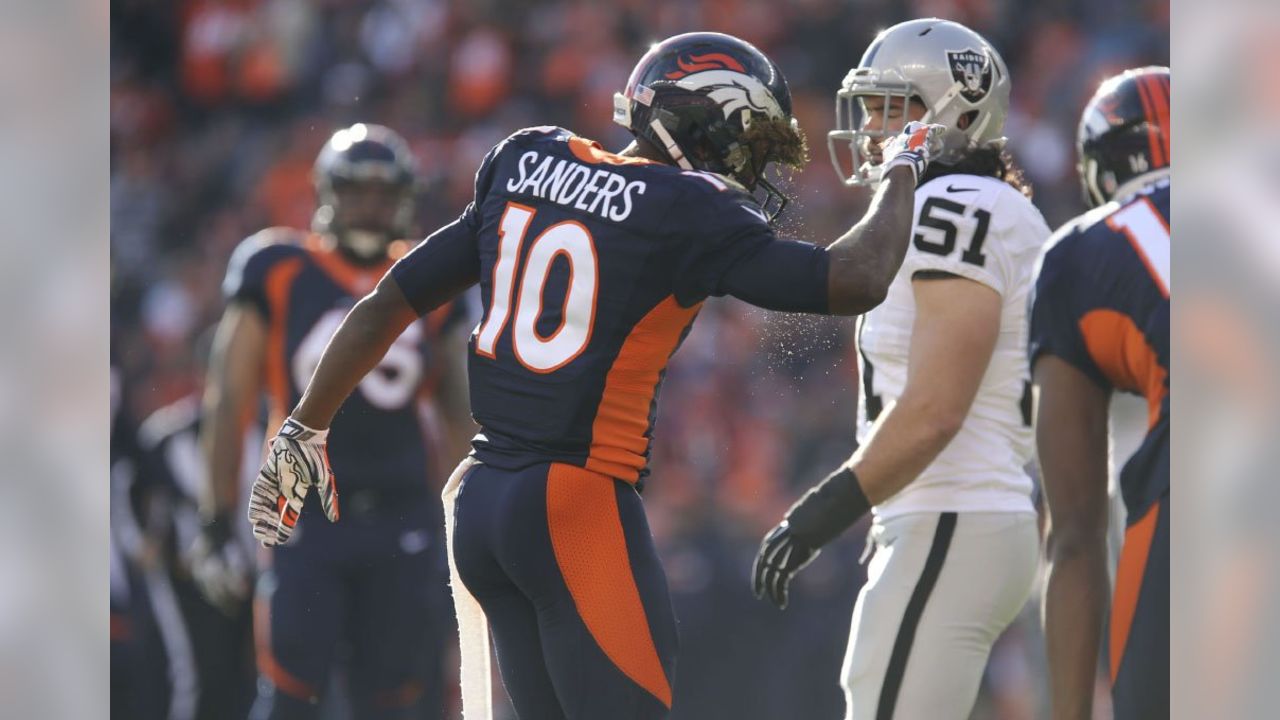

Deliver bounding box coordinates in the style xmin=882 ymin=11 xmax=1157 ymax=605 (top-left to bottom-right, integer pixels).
xmin=947 ymin=185 xmax=979 ymax=193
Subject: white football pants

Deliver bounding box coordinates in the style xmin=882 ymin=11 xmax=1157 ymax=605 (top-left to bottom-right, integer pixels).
xmin=841 ymin=511 xmax=1039 ymax=720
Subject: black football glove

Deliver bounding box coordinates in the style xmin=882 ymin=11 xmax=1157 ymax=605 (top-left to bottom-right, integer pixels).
xmin=753 ymin=467 xmax=872 ymax=610
xmin=752 ymin=522 xmax=819 ymax=610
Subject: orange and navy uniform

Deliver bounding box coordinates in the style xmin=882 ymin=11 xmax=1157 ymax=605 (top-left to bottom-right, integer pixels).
xmin=1029 ymin=179 xmax=1170 ymax=719
xmin=223 ymin=230 xmax=464 ymax=719
xmin=390 ymin=126 xmax=828 ymax=717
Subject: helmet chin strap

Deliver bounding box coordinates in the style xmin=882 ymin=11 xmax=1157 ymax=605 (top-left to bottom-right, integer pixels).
xmin=649 ymin=119 xmax=694 ymax=170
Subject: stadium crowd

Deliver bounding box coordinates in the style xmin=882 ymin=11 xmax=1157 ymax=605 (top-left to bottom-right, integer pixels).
xmin=111 ymin=0 xmax=1167 ymax=717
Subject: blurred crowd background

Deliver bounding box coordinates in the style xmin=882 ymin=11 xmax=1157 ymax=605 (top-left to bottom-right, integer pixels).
xmin=109 ymin=0 xmax=1168 ymax=718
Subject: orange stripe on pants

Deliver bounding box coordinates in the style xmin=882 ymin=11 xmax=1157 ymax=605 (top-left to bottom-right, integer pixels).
xmin=1110 ymin=500 xmax=1160 ymax=684
xmin=545 ymin=463 xmax=673 ymax=708
xmin=253 ymin=595 xmax=319 ymax=702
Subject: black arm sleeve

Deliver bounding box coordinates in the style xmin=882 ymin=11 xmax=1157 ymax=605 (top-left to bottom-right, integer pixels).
xmin=389 ymin=214 xmax=482 ymax=316
xmin=718 ymin=238 xmax=831 ymax=314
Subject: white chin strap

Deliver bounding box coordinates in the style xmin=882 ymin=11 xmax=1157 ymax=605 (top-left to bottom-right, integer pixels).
xmin=649 ymin=119 xmax=694 ymax=170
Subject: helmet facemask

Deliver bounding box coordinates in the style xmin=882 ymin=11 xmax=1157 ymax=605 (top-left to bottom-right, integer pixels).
xmin=734 ymin=114 xmax=809 ymax=220
xmin=828 ymin=75 xmax=974 ymax=188
xmin=828 ymin=78 xmax=919 ymax=188
xmin=631 ymin=93 xmax=808 ymax=222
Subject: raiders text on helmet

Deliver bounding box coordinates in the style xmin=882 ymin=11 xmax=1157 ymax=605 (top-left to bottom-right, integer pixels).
xmin=1077 ymin=66 xmax=1169 ymax=208
xmin=313 ymin=123 xmax=418 ymax=260
xmin=828 ymin=18 xmax=1011 ymax=187
xmin=613 ymin=32 xmax=803 ymax=220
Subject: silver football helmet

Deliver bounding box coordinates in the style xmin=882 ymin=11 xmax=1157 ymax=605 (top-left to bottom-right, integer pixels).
xmin=828 ymin=18 xmax=1011 ymax=187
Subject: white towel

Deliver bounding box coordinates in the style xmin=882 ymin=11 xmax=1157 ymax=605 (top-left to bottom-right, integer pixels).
xmin=441 ymin=456 xmax=493 ymax=720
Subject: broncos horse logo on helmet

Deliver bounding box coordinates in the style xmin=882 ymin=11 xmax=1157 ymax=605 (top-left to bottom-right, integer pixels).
xmin=613 ymin=32 xmax=808 ymax=221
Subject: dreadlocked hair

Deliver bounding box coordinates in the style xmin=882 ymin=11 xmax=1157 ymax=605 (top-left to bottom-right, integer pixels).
xmin=741 ymin=115 xmax=810 ymax=171
xmin=921 ymin=146 xmax=1033 ymax=198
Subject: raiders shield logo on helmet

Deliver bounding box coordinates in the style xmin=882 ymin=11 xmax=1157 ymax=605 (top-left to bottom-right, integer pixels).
xmin=946 ymin=48 xmax=993 ymax=103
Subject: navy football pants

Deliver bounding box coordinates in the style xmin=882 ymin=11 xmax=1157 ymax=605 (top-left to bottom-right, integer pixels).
xmin=250 ymin=490 xmax=450 ymax=720
xmin=1110 ymin=492 xmax=1170 ymax=720
xmin=452 ymin=462 xmax=678 ymax=719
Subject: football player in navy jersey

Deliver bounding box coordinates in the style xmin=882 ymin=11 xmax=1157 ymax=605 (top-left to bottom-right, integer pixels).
xmin=1030 ymin=67 xmax=1170 ymax=720
xmin=200 ymin=123 xmax=472 ymax=720
xmin=245 ymin=33 xmax=947 ymax=720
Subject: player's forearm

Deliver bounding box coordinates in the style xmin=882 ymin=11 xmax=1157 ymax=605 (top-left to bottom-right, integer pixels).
xmin=848 ymin=394 xmax=962 ymax=505
xmin=200 ymin=306 xmax=264 ymax=518
xmin=291 ymin=277 xmax=415 ymax=429
xmin=201 ymin=386 xmax=249 ymax=517
xmin=1043 ymin=530 xmax=1109 ymax=720
xmin=825 ymin=165 xmax=916 ymax=315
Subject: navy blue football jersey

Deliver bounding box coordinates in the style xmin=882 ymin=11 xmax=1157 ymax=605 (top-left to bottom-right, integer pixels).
xmin=393 ymin=126 xmax=782 ymax=483
xmin=224 ymin=229 xmax=466 ymax=491
xmin=1030 ymin=180 xmax=1170 ymax=518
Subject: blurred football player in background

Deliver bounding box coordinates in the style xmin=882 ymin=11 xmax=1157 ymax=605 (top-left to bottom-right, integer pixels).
xmin=1030 ymin=67 xmax=1170 ymax=720
xmin=199 ymin=123 xmax=472 ymax=720
xmin=756 ymin=19 xmax=1047 ymax=719
xmin=134 ymin=328 xmax=257 ymax=720
xmin=241 ymin=31 xmax=947 ymax=720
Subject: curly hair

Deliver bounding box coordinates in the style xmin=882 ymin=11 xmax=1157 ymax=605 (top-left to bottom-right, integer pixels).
xmin=921 ymin=145 xmax=1033 ymax=198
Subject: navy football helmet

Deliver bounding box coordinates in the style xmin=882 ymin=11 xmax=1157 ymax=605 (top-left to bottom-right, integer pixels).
xmin=1077 ymin=67 xmax=1170 ymax=207
xmin=312 ymin=123 xmax=417 ymax=260
xmin=613 ymin=32 xmax=805 ymax=220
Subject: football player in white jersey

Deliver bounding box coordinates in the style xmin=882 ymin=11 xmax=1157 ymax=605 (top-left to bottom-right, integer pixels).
xmin=753 ymin=19 xmax=1049 ymax=719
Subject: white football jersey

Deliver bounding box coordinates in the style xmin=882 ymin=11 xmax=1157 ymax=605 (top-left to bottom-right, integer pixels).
xmin=857 ymin=174 xmax=1049 ymax=519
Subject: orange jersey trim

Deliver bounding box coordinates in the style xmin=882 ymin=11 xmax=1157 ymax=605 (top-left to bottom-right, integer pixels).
xmin=264 ymin=257 xmax=305 ymax=421
xmin=303 ymin=234 xmax=395 ymax=298
xmin=1110 ymin=500 xmax=1160 ymax=684
xmin=585 ymin=296 xmax=701 ymax=482
xmin=1079 ymin=308 xmax=1168 ymax=430
xmin=569 ymin=136 xmax=658 ymax=166
xmin=546 ymin=463 xmax=672 ymax=707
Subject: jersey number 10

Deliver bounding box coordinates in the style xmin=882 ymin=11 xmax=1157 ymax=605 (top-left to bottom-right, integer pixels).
xmin=474 ymin=202 xmax=600 ymax=372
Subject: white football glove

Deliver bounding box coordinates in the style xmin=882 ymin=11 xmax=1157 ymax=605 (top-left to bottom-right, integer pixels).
xmin=879 ymin=121 xmax=949 ymax=186
xmin=187 ymin=514 xmax=252 ymax=615
xmin=248 ymin=418 xmax=340 ymax=547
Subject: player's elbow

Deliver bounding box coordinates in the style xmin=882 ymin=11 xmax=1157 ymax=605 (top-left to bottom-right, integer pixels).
xmin=918 ymin=410 xmax=965 ymax=448
xmin=1044 ymin=517 xmax=1107 ymax=562
xmin=828 ymin=277 xmax=890 ymax=315
xmin=899 ymin=393 xmax=967 ymax=445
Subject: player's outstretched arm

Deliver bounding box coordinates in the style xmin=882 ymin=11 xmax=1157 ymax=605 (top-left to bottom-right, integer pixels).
xmin=246 ymin=275 xmax=416 ymax=546
xmin=824 ymin=122 xmax=945 ymax=315
xmin=291 ymin=276 xmax=417 ymax=430
xmin=1035 ymin=354 xmax=1111 ymax=720
xmin=719 ymin=123 xmax=946 ymax=318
